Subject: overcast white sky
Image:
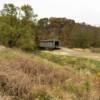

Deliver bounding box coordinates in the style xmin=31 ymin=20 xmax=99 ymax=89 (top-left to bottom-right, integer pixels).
xmin=0 ymin=0 xmax=100 ymax=26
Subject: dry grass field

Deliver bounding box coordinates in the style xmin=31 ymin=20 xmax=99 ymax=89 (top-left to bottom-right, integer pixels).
xmin=0 ymin=46 xmax=100 ymax=100
xmin=51 ymin=47 xmax=100 ymax=61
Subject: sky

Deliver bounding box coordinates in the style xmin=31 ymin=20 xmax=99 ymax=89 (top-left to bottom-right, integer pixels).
xmin=0 ymin=0 xmax=100 ymax=26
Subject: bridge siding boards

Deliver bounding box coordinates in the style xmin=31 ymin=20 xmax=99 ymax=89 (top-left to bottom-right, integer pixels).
xmin=39 ymin=40 xmax=59 ymax=49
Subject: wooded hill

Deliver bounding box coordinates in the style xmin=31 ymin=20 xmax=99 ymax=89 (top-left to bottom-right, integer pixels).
xmin=0 ymin=3 xmax=100 ymax=50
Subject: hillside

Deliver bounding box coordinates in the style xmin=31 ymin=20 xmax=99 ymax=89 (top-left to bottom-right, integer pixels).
xmin=0 ymin=3 xmax=100 ymax=51
xmin=0 ymin=46 xmax=100 ymax=100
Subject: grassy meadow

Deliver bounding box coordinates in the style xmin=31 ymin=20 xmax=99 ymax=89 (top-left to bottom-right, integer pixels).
xmin=0 ymin=47 xmax=100 ymax=100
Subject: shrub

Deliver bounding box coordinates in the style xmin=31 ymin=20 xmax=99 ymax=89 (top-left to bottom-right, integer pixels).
xmin=16 ymin=28 xmax=37 ymax=51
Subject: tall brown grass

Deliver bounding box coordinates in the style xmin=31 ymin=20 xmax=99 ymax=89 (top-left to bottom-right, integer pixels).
xmin=0 ymin=48 xmax=100 ymax=100
xmin=0 ymin=59 xmax=70 ymax=100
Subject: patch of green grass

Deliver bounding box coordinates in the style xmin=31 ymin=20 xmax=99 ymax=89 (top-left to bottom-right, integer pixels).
xmin=38 ymin=51 xmax=100 ymax=72
xmin=32 ymin=90 xmax=61 ymax=100
xmin=0 ymin=48 xmax=61 ymax=69
xmin=90 ymin=60 xmax=100 ymax=67
xmin=0 ymin=48 xmax=20 ymax=59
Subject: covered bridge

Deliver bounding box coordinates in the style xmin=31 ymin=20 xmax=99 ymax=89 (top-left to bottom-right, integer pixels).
xmin=39 ymin=39 xmax=60 ymax=49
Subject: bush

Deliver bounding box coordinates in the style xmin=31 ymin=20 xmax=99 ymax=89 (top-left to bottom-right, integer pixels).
xmin=16 ymin=28 xmax=37 ymax=51
xmin=0 ymin=23 xmax=12 ymax=47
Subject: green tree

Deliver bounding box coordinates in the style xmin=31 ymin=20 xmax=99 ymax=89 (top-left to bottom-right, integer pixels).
xmin=71 ymin=24 xmax=94 ymax=48
xmin=21 ymin=5 xmax=37 ymax=21
xmin=16 ymin=27 xmax=36 ymax=50
xmin=0 ymin=23 xmax=12 ymax=46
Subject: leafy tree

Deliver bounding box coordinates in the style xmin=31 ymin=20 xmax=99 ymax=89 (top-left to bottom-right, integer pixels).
xmin=16 ymin=27 xmax=36 ymax=50
xmin=0 ymin=23 xmax=12 ymax=46
xmin=1 ymin=4 xmax=18 ymax=26
xmin=21 ymin=5 xmax=37 ymax=21
xmin=71 ymin=24 xmax=94 ymax=48
xmin=0 ymin=3 xmax=37 ymax=50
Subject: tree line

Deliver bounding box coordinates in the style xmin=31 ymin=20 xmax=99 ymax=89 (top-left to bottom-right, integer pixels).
xmin=0 ymin=3 xmax=100 ymax=50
